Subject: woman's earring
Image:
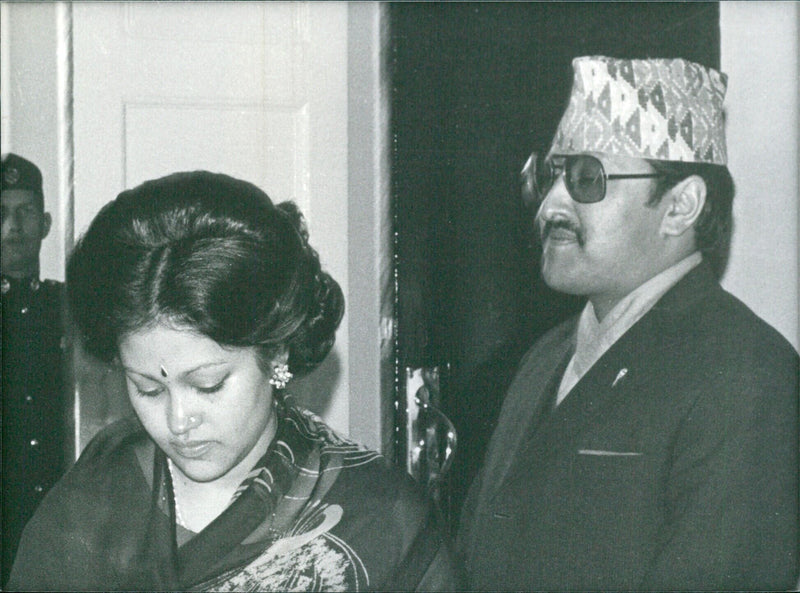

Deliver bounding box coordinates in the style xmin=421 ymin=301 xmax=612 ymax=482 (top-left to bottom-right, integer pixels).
xmin=269 ymin=363 xmax=293 ymax=390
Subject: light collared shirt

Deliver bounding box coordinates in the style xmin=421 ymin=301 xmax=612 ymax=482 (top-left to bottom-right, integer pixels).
xmin=555 ymin=251 xmax=703 ymax=406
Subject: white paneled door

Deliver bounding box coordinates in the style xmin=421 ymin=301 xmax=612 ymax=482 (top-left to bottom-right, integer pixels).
xmin=71 ymin=2 xmax=350 ymax=450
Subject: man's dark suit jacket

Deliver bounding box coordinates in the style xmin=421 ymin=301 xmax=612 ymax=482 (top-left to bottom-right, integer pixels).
xmin=458 ymin=261 xmax=799 ymax=591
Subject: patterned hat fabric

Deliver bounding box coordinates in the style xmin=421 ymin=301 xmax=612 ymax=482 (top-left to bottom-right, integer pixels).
xmin=548 ymin=56 xmax=728 ymax=165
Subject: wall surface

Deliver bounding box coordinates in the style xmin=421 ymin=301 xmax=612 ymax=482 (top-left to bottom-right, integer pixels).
xmin=720 ymin=1 xmax=799 ymax=349
xmin=346 ymin=3 xmax=393 ymax=451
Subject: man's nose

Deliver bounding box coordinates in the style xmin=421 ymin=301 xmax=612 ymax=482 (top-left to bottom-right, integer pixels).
xmin=2 ymin=211 xmax=23 ymax=234
xmin=536 ymin=174 xmax=573 ymax=227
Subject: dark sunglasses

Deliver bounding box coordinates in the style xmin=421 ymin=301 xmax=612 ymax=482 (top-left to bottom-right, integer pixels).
xmin=521 ymin=152 xmax=664 ymax=209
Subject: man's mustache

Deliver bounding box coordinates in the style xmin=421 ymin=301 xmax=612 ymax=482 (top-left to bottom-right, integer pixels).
xmin=537 ymin=218 xmax=585 ymax=247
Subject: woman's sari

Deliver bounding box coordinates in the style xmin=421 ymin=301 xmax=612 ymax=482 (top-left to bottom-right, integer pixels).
xmin=9 ymin=402 xmax=459 ymax=591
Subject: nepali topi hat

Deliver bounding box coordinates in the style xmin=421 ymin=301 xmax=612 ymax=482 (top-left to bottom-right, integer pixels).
xmin=548 ymin=56 xmax=728 ymax=165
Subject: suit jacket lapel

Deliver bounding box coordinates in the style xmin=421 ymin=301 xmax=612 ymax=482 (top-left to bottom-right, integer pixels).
xmin=530 ymin=321 xmax=656 ymax=462
xmin=480 ymin=321 xmax=576 ymax=500
xmin=522 ymin=261 xmax=720 ymax=464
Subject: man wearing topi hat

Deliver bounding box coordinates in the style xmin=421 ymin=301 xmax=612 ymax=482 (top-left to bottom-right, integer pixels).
xmin=1 ymin=153 xmax=69 ymax=587
xmin=457 ymin=56 xmax=798 ymax=590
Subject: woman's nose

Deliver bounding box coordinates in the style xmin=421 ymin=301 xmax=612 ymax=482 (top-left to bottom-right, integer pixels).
xmin=167 ymin=394 xmax=202 ymax=435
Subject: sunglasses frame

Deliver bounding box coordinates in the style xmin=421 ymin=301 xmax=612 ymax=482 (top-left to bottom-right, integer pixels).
xmin=521 ymin=152 xmax=664 ymax=208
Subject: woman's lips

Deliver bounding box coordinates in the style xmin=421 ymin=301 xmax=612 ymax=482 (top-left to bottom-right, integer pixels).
xmin=171 ymin=440 xmax=213 ymax=459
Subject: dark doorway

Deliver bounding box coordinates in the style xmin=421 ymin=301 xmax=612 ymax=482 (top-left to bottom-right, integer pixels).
xmin=390 ymin=2 xmax=721 ymax=528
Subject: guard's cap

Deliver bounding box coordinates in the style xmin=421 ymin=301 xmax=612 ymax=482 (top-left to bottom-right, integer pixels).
xmin=548 ymin=56 xmax=728 ymax=165
xmin=1 ymin=153 xmax=44 ymax=195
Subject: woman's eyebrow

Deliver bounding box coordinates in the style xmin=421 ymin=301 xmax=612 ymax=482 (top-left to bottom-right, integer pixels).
xmin=182 ymin=361 xmax=228 ymax=378
xmin=121 ymin=368 xmax=159 ymax=381
xmin=121 ymin=361 xmax=227 ymax=380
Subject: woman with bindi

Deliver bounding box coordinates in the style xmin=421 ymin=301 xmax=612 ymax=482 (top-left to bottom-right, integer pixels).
xmin=9 ymin=171 xmax=460 ymax=591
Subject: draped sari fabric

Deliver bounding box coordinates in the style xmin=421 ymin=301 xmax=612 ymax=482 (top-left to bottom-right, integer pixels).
xmin=10 ymin=402 xmax=460 ymax=591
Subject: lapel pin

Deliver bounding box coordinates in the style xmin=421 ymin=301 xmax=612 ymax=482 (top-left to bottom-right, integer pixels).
xmin=612 ymin=368 xmax=628 ymax=388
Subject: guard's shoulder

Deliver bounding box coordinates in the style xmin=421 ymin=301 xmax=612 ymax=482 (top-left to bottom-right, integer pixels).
xmin=41 ymin=278 xmax=64 ymax=292
xmin=38 ymin=278 xmax=64 ymax=300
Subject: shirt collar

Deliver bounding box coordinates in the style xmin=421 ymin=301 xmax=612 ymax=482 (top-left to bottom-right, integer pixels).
xmin=575 ymin=251 xmax=703 ymax=373
xmin=557 ymin=252 xmax=702 ymax=405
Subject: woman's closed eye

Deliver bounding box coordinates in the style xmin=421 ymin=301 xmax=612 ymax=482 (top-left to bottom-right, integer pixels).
xmin=132 ymin=382 xmax=165 ymax=398
xmin=125 ymin=369 xmax=229 ymax=397
xmin=194 ymin=378 xmax=227 ymax=394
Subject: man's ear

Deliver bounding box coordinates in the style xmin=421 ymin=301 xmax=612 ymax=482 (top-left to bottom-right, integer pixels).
xmin=41 ymin=211 xmax=52 ymax=240
xmin=660 ymin=175 xmax=706 ymax=237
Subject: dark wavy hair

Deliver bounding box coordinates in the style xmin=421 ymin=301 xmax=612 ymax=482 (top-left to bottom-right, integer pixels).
xmin=67 ymin=171 xmax=344 ymax=378
xmin=646 ymin=160 xmax=735 ymax=278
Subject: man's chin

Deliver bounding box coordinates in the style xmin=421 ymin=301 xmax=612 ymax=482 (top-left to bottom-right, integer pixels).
xmin=541 ymin=265 xmax=586 ymax=297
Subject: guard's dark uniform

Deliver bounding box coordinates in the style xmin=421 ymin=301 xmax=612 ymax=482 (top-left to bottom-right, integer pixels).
xmin=1 ymin=273 xmax=68 ymax=585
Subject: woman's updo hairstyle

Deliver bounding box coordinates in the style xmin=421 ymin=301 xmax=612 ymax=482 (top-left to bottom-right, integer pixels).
xmin=67 ymin=171 xmax=344 ymax=378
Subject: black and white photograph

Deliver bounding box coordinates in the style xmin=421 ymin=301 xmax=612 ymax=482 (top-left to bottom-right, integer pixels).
xmin=1 ymin=1 xmax=798 ymax=590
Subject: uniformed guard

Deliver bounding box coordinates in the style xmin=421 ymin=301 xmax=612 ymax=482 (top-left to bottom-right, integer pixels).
xmin=1 ymin=153 xmax=69 ymax=587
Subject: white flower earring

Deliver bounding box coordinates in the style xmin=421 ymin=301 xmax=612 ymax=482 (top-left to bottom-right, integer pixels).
xmin=269 ymin=363 xmax=293 ymax=390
